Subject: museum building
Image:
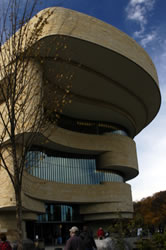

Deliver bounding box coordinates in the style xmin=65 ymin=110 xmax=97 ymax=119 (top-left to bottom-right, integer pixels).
xmin=0 ymin=7 xmax=161 ymax=244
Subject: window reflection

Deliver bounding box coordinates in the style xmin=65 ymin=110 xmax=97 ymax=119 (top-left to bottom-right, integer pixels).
xmin=38 ymin=204 xmax=81 ymax=222
xmin=26 ymin=149 xmax=124 ymax=184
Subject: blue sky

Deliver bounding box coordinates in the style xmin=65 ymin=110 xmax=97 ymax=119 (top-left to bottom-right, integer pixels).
xmin=1 ymin=0 xmax=166 ymax=201
xmin=38 ymin=0 xmax=166 ymax=201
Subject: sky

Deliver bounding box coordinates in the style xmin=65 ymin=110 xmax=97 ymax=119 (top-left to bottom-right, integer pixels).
xmin=1 ymin=0 xmax=166 ymax=201
xmin=38 ymin=0 xmax=166 ymax=202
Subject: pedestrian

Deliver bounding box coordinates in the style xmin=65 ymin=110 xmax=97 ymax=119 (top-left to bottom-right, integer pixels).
xmin=80 ymin=225 xmax=97 ymax=250
xmin=0 ymin=234 xmax=12 ymax=250
xmin=97 ymin=227 xmax=105 ymax=240
xmin=103 ymin=232 xmax=113 ymax=250
xmin=64 ymin=226 xmax=84 ymax=250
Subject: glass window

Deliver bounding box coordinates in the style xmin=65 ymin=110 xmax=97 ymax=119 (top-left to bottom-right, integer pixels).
xmin=38 ymin=204 xmax=82 ymax=222
xmin=26 ymin=149 xmax=124 ymax=184
xmin=48 ymin=113 xmax=129 ymax=136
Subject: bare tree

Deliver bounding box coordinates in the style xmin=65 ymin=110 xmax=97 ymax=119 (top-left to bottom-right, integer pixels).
xmin=0 ymin=1 xmax=72 ymax=249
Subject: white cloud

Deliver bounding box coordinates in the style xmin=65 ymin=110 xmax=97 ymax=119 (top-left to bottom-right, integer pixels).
xmin=133 ymin=25 xmax=145 ymax=38
xmin=140 ymin=31 xmax=157 ymax=47
xmin=128 ymin=103 xmax=166 ymax=201
xmin=125 ymin=0 xmax=156 ymax=47
xmin=128 ymin=38 xmax=166 ymax=201
xmin=126 ymin=0 xmax=155 ymax=24
xmin=129 ymin=107 xmax=166 ymax=201
xmin=130 ymin=0 xmax=155 ymax=9
xmin=126 ymin=4 xmax=147 ymax=24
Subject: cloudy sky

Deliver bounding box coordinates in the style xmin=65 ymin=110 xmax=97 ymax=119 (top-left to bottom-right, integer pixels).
xmin=38 ymin=0 xmax=165 ymax=201
xmin=1 ymin=0 xmax=165 ymax=201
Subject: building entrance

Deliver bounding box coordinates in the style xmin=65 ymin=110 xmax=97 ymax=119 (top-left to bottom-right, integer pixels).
xmin=26 ymin=221 xmax=83 ymax=245
xmin=26 ymin=203 xmax=83 ymax=245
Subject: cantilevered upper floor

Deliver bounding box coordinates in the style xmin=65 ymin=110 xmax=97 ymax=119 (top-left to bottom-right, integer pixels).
xmin=0 ymin=7 xmax=161 ymax=138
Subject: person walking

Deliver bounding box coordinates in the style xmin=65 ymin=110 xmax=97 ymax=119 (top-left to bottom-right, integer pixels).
xmin=97 ymin=227 xmax=105 ymax=240
xmin=80 ymin=225 xmax=97 ymax=250
xmin=64 ymin=226 xmax=84 ymax=250
xmin=0 ymin=234 xmax=12 ymax=250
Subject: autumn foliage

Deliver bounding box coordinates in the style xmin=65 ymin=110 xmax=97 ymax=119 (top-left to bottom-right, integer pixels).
xmin=133 ymin=191 xmax=166 ymax=233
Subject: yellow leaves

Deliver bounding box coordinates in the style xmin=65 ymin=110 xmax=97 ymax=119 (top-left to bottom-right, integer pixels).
xmin=134 ymin=191 xmax=166 ymax=227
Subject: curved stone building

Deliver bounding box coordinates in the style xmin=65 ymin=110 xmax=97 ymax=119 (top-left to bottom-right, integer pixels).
xmin=0 ymin=7 xmax=161 ymax=244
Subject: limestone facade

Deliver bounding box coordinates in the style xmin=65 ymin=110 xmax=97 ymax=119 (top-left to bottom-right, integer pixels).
xmin=0 ymin=7 xmax=161 ymax=242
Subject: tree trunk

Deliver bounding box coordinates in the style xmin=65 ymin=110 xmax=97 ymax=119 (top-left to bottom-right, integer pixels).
xmin=15 ymin=186 xmax=23 ymax=250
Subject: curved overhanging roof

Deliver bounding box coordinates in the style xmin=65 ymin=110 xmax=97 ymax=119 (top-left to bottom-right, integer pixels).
xmin=0 ymin=7 xmax=161 ymax=138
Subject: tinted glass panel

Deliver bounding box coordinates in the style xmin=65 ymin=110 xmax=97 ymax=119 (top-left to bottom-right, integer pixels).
xmin=48 ymin=113 xmax=129 ymax=136
xmin=38 ymin=204 xmax=81 ymax=222
xmin=26 ymin=149 xmax=124 ymax=184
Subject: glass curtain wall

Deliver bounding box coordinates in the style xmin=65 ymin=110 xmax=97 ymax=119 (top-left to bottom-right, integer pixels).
xmin=38 ymin=204 xmax=81 ymax=223
xmin=26 ymin=149 xmax=124 ymax=184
